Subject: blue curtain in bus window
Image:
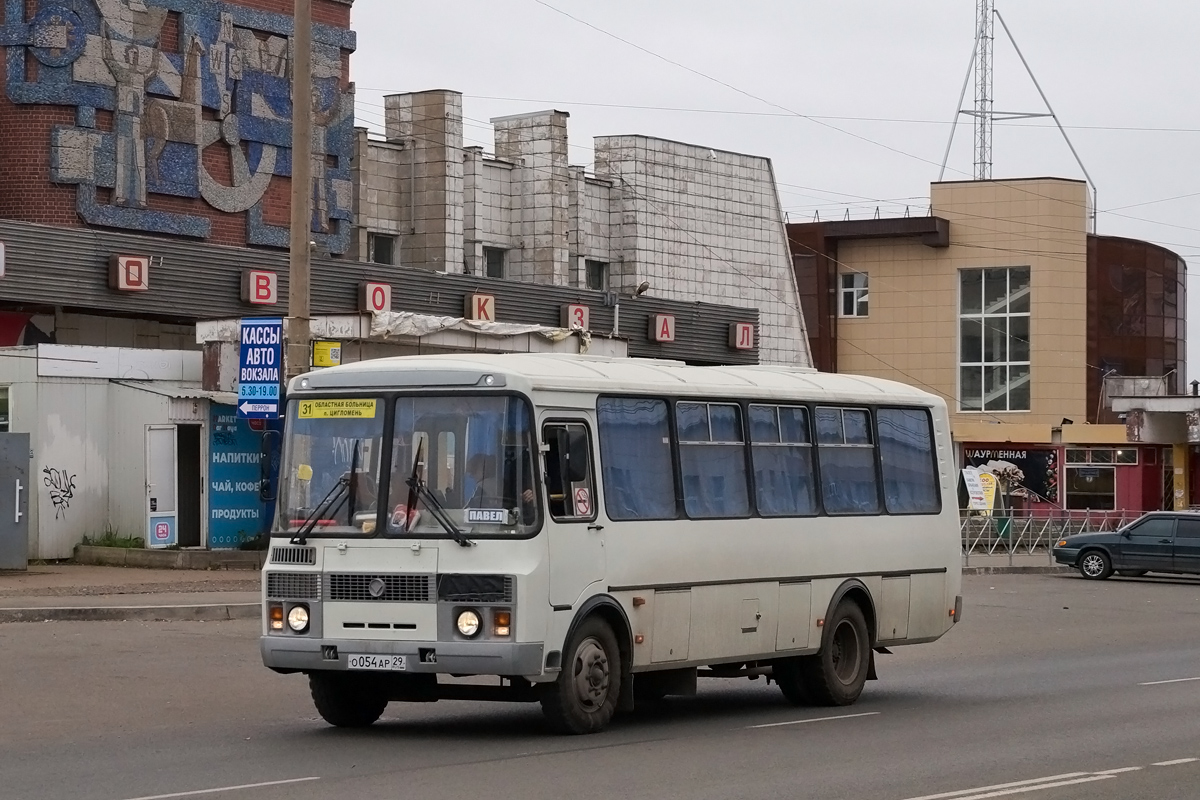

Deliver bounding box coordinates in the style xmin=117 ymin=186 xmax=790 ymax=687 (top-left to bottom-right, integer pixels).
xmin=817 ymin=407 xmax=881 ymax=515
xmin=678 ymin=402 xmax=750 ymax=518
xmin=750 ymin=405 xmax=817 ymax=517
xmin=597 ymin=398 xmax=677 ymax=520
xmin=877 ymin=408 xmax=940 ymax=513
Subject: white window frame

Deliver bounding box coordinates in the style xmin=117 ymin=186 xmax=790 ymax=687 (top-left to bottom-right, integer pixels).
xmin=958 ymin=267 xmax=1031 ymax=413
xmin=839 ymin=272 xmax=869 ymax=317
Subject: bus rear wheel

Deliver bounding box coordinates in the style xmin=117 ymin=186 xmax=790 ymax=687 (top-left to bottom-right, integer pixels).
xmin=309 ymin=672 xmax=388 ymax=728
xmin=799 ymin=600 xmax=870 ymax=706
xmin=541 ymin=616 xmax=622 ymax=734
xmin=773 ymin=658 xmax=814 ymax=706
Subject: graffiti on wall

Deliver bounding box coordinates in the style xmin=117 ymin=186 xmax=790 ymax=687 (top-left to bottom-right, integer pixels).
xmin=0 ymin=0 xmax=356 ymax=252
xmin=42 ymin=466 xmax=78 ymax=519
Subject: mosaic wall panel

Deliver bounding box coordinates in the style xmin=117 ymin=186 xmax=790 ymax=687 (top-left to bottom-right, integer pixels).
xmin=0 ymin=0 xmax=356 ymax=252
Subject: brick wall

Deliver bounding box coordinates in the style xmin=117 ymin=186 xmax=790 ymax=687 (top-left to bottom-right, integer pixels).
xmin=0 ymin=0 xmax=353 ymax=246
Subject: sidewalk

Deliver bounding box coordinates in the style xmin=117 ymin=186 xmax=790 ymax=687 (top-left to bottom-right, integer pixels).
xmin=962 ymin=552 xmax=1070 ymax=575
xmin=0 ymin=564 xmax=260 ymax=623
xmin=0 ymin=554 xmax=1070 ymax=623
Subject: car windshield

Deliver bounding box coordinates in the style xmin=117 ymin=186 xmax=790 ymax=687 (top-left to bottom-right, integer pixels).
xmin=386 ymin=395 xmax=540 ymax=538
xmin=276 ymin=398 xmax=385 ymax=536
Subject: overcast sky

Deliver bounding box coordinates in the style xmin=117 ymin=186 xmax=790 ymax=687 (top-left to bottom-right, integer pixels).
xmin=349 ymin=0 xmax=1200 ymax=380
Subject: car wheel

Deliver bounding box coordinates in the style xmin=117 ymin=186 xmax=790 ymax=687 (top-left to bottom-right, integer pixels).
xmin=1116 ymin=570 xmax=1148 ymax=578
xmin=1079 ymin=550 xmax=1113 ymax=580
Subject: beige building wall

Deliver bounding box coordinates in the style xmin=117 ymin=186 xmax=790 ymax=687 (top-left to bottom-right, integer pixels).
xmin=836 ymin=178 xmax=1090 ymax=429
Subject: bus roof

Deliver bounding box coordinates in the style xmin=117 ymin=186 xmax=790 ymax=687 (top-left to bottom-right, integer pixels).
xmin=295 ymin=354 xmax=943 ymax=408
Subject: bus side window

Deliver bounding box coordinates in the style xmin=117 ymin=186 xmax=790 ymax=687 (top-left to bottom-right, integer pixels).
xmin=543 ymin=423 xmax=596 ymax=522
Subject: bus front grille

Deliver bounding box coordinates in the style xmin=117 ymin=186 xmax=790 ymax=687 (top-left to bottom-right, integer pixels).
xmin=266 ymin=572 xmax=321 ymax=600
xmin=437 ymin=574 xmax=514 ymax=603
xmin=326 ymin=574 xmax=433 ymax=603
xmin=270 ymin=546 xmax=316 ymax=565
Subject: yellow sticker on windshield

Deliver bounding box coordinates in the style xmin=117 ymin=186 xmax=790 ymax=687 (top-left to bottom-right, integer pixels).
xmin=296 ymin=464 xmax=313 ymax=481
xmin=297 ymin=399 xmax=378 ymax=419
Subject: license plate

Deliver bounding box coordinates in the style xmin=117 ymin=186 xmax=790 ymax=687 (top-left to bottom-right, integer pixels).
xmin=347 ymin=654 xmax=406 ymax=671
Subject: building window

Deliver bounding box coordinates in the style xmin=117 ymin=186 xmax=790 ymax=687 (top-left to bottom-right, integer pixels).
xmin=959 ymin=267 xmax=1031 ymax=412
xmin=368 ymin=233 xmax=396 ymax=266
xmin=0 ymin=387 xmax=8 ymax=432
xmin=483 ymin=247 xmax=505 ymax=279
xmin=1064 ymin=467 xmax=1116 ymax=510
xmin=1067 ymin=447 xmax=1137 ymax=466
xmin=840 ymin=273 xmax=868 ymax=317
xmin=586 ymin=260 xmax=609 ymax=291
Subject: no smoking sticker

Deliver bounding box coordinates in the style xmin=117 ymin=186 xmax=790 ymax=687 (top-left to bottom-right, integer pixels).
xmin=574 ymin=487 xmax=592 ymax=516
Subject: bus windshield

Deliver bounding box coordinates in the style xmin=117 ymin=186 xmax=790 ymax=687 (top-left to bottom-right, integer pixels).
xmin=386 ymin=395 xmax=539 ymax=538
xmin=277 ymin=398 xmax=386 ymax=536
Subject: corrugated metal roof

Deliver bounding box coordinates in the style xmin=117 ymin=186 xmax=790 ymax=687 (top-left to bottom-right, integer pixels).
xmin=112 ymin=380 xmax=237 ymax=405
xmin=0 ymin=219 xmax=760 ymax=365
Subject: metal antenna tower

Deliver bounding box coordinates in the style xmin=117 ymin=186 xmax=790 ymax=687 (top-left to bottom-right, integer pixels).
xmin=972 ymin=0 xmax=994 ymax=180
xmin=937 ymin=3 xmax=1098 ymax=232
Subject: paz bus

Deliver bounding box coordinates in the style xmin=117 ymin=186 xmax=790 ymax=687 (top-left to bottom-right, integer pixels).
xmin=260 ymin=354 xmax=961 ymax=734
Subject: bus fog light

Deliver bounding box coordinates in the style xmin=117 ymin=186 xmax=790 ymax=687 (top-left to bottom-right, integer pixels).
xmin=269 ymin=603 xmax=284 ymax=631
xmin=493 ymin=609 xmax=511 ymax=637
xmin=287 ymin=605 xmax=310 ymax=632
xmin=457 ymin=609 xmax=481 ymax=637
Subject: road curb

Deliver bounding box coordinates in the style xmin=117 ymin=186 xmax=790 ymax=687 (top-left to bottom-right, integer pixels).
xmin=72 ymin=545 xmax=266 ymax=571
xmin=0 ymin=603 xmax=261 ymax=623
xmin=962 ymin=565 xmax=1073 ymax=575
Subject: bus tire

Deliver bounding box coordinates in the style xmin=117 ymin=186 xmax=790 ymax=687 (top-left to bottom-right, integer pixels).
xmin=309 ymin=672 xmax=388 ymax=728
xmin=541 ymin=616 xmax=622 ymax=734
xmin=773 ymin=658 xmax=814 ymax=706
xmin=800 ymin=600 xmax=870 ymax=706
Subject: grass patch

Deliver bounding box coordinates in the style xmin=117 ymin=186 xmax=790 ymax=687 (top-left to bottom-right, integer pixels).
xmin=81 ymin=529 xmax=145 ymax=549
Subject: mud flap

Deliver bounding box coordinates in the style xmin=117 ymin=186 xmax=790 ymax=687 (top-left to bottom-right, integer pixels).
xmin=618 ymin=672 xmax=636 ymax=713
xmin=867 ymin=649 xmax=878 ymax=681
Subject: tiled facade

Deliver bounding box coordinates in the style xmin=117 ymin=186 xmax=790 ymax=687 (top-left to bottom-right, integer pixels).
xmin=834 ymin=179 xmax=1092 ymax=429
xmin=352 ymin=90 xmax=812 ymax=367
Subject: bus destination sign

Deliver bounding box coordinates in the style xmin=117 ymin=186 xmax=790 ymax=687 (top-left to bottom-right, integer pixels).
xmin=238 ymin=318 xmax=283 ymax=419
xmin=297 ymin=399 xmax=378 ymax=419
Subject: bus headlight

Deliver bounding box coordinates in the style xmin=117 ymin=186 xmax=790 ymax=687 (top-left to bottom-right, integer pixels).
xmin=287 ymin=605 xmax=310 ymax=632
xmin=456 ymin=609 xmax=481 ymax=638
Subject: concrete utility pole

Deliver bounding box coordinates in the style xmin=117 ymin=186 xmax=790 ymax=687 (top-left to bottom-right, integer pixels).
xmin=286 ymin=0 xmax=314 ymax=380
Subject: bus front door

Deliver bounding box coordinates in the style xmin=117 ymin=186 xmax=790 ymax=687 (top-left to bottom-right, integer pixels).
xmin=542 ymin=420 xmax=605 ymax=607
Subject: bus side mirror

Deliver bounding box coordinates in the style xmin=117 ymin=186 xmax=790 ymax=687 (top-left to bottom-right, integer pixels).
xmin=566 ymin=428 xmax=589 ymax=483
xmin=260 ymin=430 xmax=280 ymax=503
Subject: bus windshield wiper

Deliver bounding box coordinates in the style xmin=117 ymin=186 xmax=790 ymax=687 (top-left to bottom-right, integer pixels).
xmin=292 ymin=441 xmax=360 ymax=545
xmin=402 ymin=442 xmax=473 ymax=547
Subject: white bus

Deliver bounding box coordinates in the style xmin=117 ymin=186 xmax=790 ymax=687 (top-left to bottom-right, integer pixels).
xmin=261 ymin=354 xmax=961 ymax=734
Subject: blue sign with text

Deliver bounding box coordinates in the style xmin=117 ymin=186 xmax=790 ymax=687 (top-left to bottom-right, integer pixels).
xmin=238 ymin=318 xmax=283 ymax=419
xmin=209 ymin=405 xmax=273 ymax=548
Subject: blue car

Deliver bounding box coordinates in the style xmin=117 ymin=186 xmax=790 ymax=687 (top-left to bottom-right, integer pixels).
xmin=1052 ymin=511 xmax=1200 ymax=580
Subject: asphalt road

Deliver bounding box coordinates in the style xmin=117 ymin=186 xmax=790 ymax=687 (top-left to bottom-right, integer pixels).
xmin=2 ymin=572 xmax=1200 ymax=800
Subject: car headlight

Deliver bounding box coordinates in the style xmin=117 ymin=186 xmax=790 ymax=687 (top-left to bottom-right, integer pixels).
xmin=287 ymin=605 xmax=310 ymax=632
xmin=1056 ymin=540 xmax=1068 ymax=547
xmin=456 ymin=609 xmax=481 ymax=637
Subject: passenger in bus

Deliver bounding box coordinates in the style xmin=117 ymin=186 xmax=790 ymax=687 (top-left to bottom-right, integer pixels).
xmin=465 ymin=453 xmax=536 ymax=520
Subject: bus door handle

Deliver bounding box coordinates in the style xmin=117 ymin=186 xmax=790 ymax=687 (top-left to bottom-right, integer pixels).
xmin=588 ymin=524 xmax=605 ymax=532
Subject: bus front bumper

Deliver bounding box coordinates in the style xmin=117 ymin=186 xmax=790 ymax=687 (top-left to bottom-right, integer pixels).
xmin=261 ymin=636 xmax=546 ymax=677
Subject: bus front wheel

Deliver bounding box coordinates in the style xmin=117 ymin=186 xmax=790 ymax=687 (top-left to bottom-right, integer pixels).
xmin=541 ymin=616 xmax=622 ymax=734
xmin=309 ymin=672 xmax=388 ymax=728
xmin=799 ymin=600 xmax=870 ymax=706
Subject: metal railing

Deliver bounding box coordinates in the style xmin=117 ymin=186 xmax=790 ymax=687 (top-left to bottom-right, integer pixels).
xmin=961 ymin=509 xmax=1143 ymax=565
